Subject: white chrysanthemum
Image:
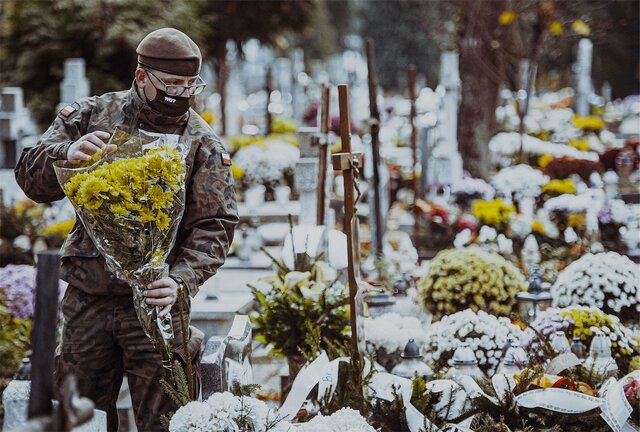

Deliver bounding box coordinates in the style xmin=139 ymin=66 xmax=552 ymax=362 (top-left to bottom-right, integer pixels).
xmin=298 ymin=408 xmax=375 ymax=432
xmin=491 ymin=164 xmax=549 ymax=198
xmin=364 ymin=313 xmax=427 ymax=354
xmin=424 ymin=309 xmax=523 ymax=376
xmin=543 ymin=193 xmax=593 ymax=213
xmin=169 ymin=401 xmax=228 ymax=432
xmin=488 ymin=132 xmax=598 ymax=161
xmin=233 ymin=139 xmax=299 ymax=185
xmin=451 ymin=177 xmax=496 ymax=200
xmin=551 ymin=252 xmax=640 ymax=321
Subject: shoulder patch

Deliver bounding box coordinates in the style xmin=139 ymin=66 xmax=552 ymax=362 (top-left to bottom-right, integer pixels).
xmin=58 ymin=102 xmax=82 ymax=119
xmin=59 ymin=105 xmax=77 ymax=117
xmin=220 ymin=152 xmax=232 ymax=166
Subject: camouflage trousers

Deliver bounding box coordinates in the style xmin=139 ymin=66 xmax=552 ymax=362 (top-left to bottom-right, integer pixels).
xmin=55 ymin=285 xmax=203 ymax=431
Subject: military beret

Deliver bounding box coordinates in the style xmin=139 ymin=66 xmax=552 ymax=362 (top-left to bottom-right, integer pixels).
xmin=136 ymin=28 xmax=202 ymax=76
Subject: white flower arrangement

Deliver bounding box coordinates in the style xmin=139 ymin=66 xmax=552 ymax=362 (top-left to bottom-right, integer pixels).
xmin=295 ymin=408 xmax=375 ymax=432
xmin=364 ymin=313 xmax=427 ymax=355
xmin=543 ymin=193 xmax=592 ymax=213
xmin=424 ymin=309 xmax=523 ymax=376
xmin=488 ymin=132 xmax=598 ymax=161
xmin=551 ymin=252 xmax=640 ymax=322
xmin=169 ymin=392 xmax=281 ymax=432
xmin=491 ymin=165 xmax=549 ymax=198
xmin=233 ymin=139 xmax=299 ymax=185
xmin=450 ymin=177 xmax=496 ymax=200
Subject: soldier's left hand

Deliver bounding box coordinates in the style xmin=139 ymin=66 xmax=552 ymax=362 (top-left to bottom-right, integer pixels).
xmin=144 ymin=277 xmax=179 ymax=318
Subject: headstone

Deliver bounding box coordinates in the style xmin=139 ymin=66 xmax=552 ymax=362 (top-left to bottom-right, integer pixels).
xmin=58 ymin=59 xmax=90 ymax=110
xmin=2 ymin=381 xmax=107 ymax=432
xmin=575 ymin=38 xmax=593 ymax=116
xmin=200 ymin=315 xmax=253 ymax=398
xmin=0 ymin=87 xmax=36 ymax=168
xmin=437 ymin=52 xmax=463 ymax=183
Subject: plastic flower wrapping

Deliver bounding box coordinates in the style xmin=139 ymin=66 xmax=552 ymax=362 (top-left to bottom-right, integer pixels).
xmin=551 ymin=252 xmax=640 ymax=323
xmin=522 ymin=306 xmax=639 ymax=373
xmin=423 ymin=308 xmax=523 ymax=376
xmin=53 ymin=129 xmax=188 ymax=365
xmin=417 ymin=247 xmax=526 ymax=318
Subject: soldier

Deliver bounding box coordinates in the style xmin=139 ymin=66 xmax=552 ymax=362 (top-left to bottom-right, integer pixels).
xmin=14 ymin=28 xmax=239 ymax=431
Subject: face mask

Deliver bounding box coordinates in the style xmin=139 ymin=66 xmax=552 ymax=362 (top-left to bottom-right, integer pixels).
xmin=143 ymin=81 xmax=191 ymax=117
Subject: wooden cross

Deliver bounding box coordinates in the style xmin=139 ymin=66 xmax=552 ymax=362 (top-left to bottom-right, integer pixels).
xmin=408 ymin=65 xmax=418 ymax=208
xmin=332 ymin=84 xmax=366 ymax=355
xmin=316 ymin=84 xmax=331 ymax=226
xmin=366 ymin=39 xmax=384 ymax=259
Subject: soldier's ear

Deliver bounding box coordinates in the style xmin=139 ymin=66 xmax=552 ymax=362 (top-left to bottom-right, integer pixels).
xmin=135 ymin=68 xmax=147 ymax=87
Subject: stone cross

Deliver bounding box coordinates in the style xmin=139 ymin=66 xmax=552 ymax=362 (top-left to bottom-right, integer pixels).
xmin=332 ymin=85 xmax=366 ymax=355
xmin=437 ymin=51 xmax=463 ymax=183
xmin=575 ymin=38 xmax=593 ymax=116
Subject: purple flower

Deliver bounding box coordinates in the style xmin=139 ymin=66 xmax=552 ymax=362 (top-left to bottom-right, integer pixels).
xmin=522 ymin=309 xmax=572 ymax=352
xmin=0 ymin=265 xmax=66 ymax=319
xmin=598 ymin=207 xmax=612 ymax=224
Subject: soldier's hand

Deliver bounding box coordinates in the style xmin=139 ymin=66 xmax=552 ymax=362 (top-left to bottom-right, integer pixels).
xmin=67 ymin=131 xmax=116 ymax=161
xmin=144 ymin=277 xmax=179 ymax=318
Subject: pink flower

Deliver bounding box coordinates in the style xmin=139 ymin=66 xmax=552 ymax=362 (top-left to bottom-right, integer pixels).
xmin=623 ymin=379 xmax=640 ymax=405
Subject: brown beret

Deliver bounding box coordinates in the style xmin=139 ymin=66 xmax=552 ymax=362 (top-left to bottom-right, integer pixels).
xmin=136 ymin=28 xmax=202 ymax=76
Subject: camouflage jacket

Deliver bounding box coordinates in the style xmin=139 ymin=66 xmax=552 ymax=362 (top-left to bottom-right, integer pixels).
xmin=14 ymin=83 xmax=239 ymax=297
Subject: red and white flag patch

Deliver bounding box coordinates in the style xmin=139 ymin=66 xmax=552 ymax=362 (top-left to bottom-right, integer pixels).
xmin=221 ymin=152 xmax=232 ymax=166
xmin=59 ymin=105 xmax=77 ymax=117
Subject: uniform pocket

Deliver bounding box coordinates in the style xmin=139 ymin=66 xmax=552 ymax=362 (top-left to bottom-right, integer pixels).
xmin=60 ymin=222 xmax=100 ymax=258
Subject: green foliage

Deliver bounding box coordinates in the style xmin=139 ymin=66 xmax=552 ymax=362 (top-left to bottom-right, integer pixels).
xmin=0 ymin=0 xmax=182 ymax=129
xmin=250 ymin=270 xmax=349 ymax=357
xmin=0 ymin=302 xmax=31 ymax=377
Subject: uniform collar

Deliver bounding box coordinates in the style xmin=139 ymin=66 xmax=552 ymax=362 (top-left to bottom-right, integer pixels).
xmin=128 ymin=81 xmax=189 ymax=133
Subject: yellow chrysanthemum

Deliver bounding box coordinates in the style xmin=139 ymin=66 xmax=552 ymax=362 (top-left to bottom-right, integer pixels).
xmin=549 ymin=20 xmax=563 ymax=36
xmin=472 ymin=199 xmax=516 ymax=227
xmin=63 ymin=145 xmax=184 ymax=231
xmin=155 ymin=211 xmax=170 ymax=231
xmin=532 ymin=220 xmax=545 ymax=234
xmin=499 ymin=10 xmax=518 ymax=25
xmin=572 ymin=19 xmax=591 ymax=36
xmin=542 ymin=179 xmax=577 ymax=195
xmin=572 ymin=114 xmax=604 ymax=132
xmin=199 ymin=111 xmax=214 ymax=125
xmin=538 ymin=153 xmax=554 ymax=168
xmin=42 ymin=219 xmax=75 ymax=238
xmin=568 ymin=212 xmax=586 ymax=228
xmin=231 ymin=163 xmax=245 ymax=181
xmin=568 ymin=138 xmax=590 ymax=152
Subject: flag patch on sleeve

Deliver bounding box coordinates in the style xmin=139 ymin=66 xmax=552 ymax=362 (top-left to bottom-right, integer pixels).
xmin=221 ymin=152 xmax=232 ymax=166
xmin=59 ymin=105 xmax=77 ymax=117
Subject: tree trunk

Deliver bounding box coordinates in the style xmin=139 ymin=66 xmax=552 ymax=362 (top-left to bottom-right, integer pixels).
xmin=456 ymin=0 xmax=506 ymax=179
xmin=214 ymin=43 xmax=228 ymax=136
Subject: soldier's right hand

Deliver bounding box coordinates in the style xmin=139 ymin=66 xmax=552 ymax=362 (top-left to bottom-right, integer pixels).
xmin=67 ymin=131 xmax=116 ymax=161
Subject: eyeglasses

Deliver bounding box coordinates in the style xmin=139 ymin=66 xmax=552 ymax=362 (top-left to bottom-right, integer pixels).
xmin=144 ymin=68 xmax=206 ymax=96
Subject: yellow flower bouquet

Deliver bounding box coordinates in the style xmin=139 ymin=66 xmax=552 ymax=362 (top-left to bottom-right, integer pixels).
xmin=53 ymin=129 xmax=187 ymax=365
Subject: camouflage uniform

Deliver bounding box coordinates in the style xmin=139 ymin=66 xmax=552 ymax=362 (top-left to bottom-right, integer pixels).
xmin=14 ymin=83 xmax=239 ymax=431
